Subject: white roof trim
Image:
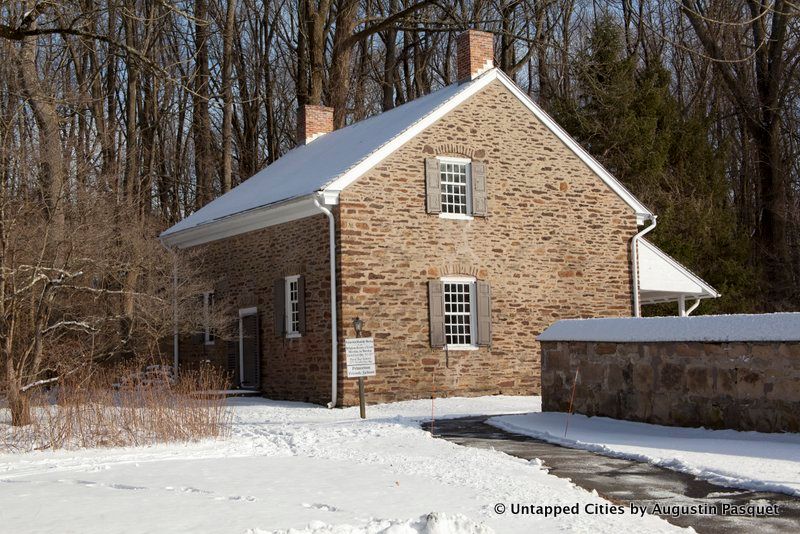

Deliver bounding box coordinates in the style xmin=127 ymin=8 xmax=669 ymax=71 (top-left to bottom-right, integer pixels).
xmin=638 ymin=238 xmax=720 ymax=303
xmin=160 ymin=195 xmax=321 ymax=249
xmin=323 ymin=68 xmax=654 ymax=222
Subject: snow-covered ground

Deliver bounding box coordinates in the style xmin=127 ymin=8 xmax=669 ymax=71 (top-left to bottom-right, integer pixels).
xmin=489 ymin=412 xmax=800 ymax=498
xmin=0 ymin=396 xmax=684 ymax=533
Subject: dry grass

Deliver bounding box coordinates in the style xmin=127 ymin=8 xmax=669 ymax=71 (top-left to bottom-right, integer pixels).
xmin=0 ymin=361 xmax=231 ymax=452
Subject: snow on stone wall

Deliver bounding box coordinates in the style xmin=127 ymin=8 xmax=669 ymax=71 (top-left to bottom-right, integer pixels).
xmin=538 ymin=313 xmax=800 ymax=343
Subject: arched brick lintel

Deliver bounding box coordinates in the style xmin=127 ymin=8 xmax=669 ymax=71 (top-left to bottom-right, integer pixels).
xmin=427 ymin=263 xmax=489 ymax=280
xmin=422 ymin=143 xmax=487 ymax=161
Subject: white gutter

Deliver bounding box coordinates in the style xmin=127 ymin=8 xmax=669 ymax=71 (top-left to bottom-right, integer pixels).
xmin=314 ymin=197 xmax=338 ymax=408
xmin=631 ymin=215 xmax=657 ymax=317
xmin=161 ymin=195 xmax=322 ymax=249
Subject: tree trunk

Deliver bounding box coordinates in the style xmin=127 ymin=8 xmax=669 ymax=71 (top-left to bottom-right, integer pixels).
xmin=193 ymin=0 xmax=214 ymax=209
xmin=753 ymin=118 xmax=790 ymax=298
xmin=8 ymin=390 xmax=31 ymax=427
xmin=221 ymin=0 xmax=236 ymax=193
xmin=5 ymin=362 xmax=31 ymax=427
xmin=263 ymin=4 xmax=279 ymax=163
xmin=296 ymin=0 xmax=309 ymax=108
xmin=14 ymin=12 xmax=65 ymax=243
xmin=381 ymin=0 xmax=398 ymax=111
xmin=307 ymin=0 xmax=332 ymax=106
xmin=330 ymin=0 xmax=358 ymax=128
xmin=123 ymin=1 xmax=138 ymax=204
xmin=499 ymin=0 xmax=517 ymax=78
xmin=234 ymin=30 xmax=259 ymax=175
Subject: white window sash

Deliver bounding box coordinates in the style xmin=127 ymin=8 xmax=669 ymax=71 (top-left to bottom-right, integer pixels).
xmin=441 ymin=276 xmax=477 ymax=349
xmin=284 ymin=275 xmax=301 ymax=338
xmin=437 ymin=156 xmax=472 ymax=217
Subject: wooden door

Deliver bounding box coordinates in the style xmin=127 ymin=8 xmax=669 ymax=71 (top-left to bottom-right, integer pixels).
xmin=239 ymin=309 xmax=260 ymax=389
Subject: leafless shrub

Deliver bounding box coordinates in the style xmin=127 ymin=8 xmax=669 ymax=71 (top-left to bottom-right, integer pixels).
xmin=0 ymin=360 xmax=231 ymax=452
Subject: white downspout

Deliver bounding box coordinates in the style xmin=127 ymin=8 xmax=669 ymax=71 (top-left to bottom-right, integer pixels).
xmin=630 ymin=215 xmax=657 ymax=317
xmin=314 ymin=197 xmax=338 ymax=408
xmin=685 ymin=298 xmax=701 ymax=316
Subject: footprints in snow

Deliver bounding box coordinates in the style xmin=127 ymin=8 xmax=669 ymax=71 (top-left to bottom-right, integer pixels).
xmin=109 ymin=483 xmax=147 ymax=491
xmin=58 ymin=479 xmax=257 ymax=502
xmin=302 ymin=502 xmax=341 ymax=512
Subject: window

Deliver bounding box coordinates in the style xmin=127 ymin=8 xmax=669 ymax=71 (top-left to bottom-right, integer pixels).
xmin=285 ymin=275 xmax=301 ymax=337
xmin=442 ymin=277 xmax=476 ymax=348
xmin=425 ymin=157 xmax=486 ymax=217
xmin=439 ymin=158 xmax=472 ymax=217
xmin=203 ymin=291 xmax=215 ymax=344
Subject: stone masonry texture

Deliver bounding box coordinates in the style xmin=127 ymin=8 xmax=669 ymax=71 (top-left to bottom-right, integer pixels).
xmin=181 ymin=214 xmax=335 ymax=405
xmin=541 ymin=340 xmax=800 ymax=433
xmin=336 ymin=79 xmax=637 ymax=405
xmin=183 ymin=79 xmax=639 ymax=406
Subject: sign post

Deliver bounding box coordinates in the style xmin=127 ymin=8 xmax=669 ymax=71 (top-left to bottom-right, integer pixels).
xmin=358 ymin=376 xmax=366 ymax=419
xmin=345 ymin=336 xmax=375 ymax=419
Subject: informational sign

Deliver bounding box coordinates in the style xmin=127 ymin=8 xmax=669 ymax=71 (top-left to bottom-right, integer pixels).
xmin=345 ymin=337 xmax=376 ymax=378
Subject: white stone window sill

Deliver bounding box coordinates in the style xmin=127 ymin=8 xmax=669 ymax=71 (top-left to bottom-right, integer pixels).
xmin=443 ymin=345 xmax=479 ymax=351
xmin=439 ymin=213 xmax=473 ymax=221
xmin=286 ymin=332 xmax=302 ymax=339
xmin=204 ymin=341 xmax=215 ymax=346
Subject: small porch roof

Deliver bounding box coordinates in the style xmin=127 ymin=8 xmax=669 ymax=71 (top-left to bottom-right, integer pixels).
xmin=638 ymin=238 xmax=720 ymax=304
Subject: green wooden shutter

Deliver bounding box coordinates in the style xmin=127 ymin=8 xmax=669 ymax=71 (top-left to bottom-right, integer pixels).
xmin=428 ymin=280 xmax=445 ymax=347
xmin=476 ymin=281 xmax=491 ymax=346
xmin=471 ymin=161 xmax=487 ymax=216
xmin=425 ymin=158 xmax=441 ymax=214
xmin=273 ymin=278 xmax=285 ymax=336
xmin=297 ymin=275 xmax=306 ymax=335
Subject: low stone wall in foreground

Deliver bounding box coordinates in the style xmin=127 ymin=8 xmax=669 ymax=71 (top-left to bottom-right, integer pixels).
xmin=539 ymin=314 xmax=800 ymax=433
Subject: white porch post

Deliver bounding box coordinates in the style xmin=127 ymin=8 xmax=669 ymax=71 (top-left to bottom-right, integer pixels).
xmin=678 ymin=295 xmax=687 ymax=317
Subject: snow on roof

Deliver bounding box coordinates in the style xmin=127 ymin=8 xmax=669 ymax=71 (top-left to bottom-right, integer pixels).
xmin=162 ymin=79 xmax=472 ymax=237
xmin=162 ymin=68 xmax=654 ymax=244
xmin=638 ymin=238 xmax=719 ymax=302
xmin=538 ymin=313 xmax=800 ymax=343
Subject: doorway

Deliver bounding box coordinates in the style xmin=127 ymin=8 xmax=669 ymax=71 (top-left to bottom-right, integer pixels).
xmin=238 ymin=307 xmax=260 ymax=389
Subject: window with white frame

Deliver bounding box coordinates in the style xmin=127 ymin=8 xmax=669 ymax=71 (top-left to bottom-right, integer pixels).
xmin=203 ymin=291 xmax=215 ymax=344
xmin=442 ymin=277 xmax=476 ymax=348
xmin=439 ymin=158 xmax=471 ymax=216
xmin=285 ymin=275 xmax=300 ymax=337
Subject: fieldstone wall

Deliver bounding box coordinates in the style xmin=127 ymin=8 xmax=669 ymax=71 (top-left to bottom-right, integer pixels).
xmin=336 ymin=79 xmax=638 ymax=405
xmin=541 ymin=340 xmax=800 ymax=432
xmin=180 ymin=214 xmax=336 ymax=405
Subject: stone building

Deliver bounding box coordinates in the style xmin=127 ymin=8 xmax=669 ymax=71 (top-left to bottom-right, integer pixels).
xmin=160 ymin=30 xmax=717 ymax=406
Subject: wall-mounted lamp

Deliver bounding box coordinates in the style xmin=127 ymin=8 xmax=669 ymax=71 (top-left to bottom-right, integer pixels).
xmin=353 ymin=316 xmax=364 ymax=338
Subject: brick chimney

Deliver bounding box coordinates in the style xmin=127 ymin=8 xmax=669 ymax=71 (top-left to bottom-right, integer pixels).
xmin=297 ymin=104 xmax=334 ymax=145
xmin=456 ymin=30 xmax=495 ymax=82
